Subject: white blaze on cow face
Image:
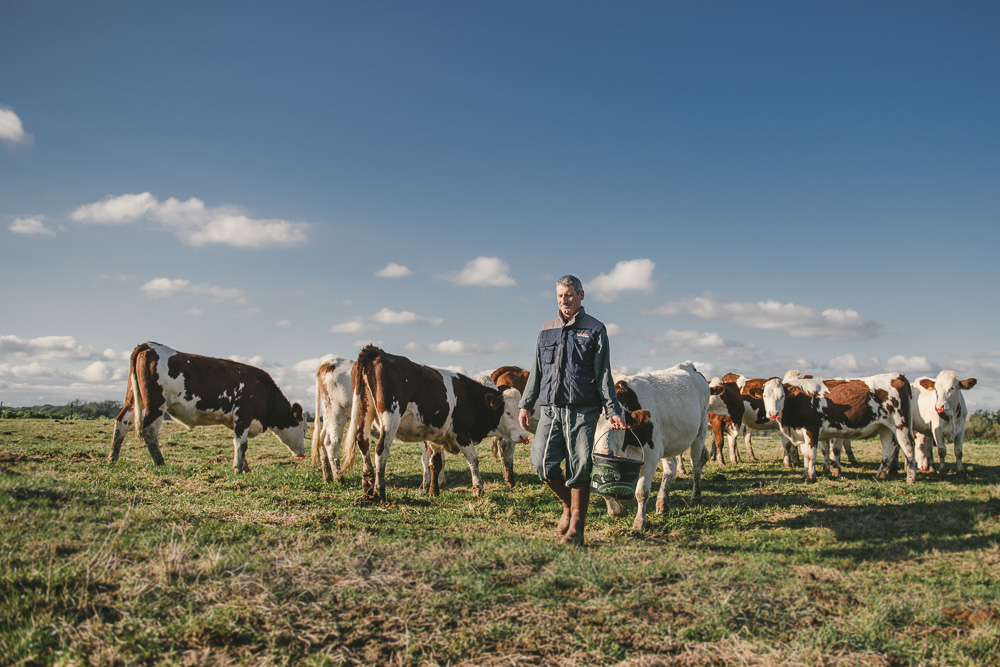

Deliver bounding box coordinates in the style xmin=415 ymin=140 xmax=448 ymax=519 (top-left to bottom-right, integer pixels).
xmin=707 ymin=379 xmax=730 ymax=417
xmin=762 ymin=378 xmax=785 ymax=422
xmin=497 ymin=388 xmax=531 ymax=444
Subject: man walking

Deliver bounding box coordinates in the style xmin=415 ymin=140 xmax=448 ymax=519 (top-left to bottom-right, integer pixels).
xmin=519 ymin=275 xmax=626 ymax=546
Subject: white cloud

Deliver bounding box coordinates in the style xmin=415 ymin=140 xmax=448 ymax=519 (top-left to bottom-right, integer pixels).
xmin=329 ymin=318 xmax=375 ymax=335
xmin=9 ymin=217 xmax=54 ymax=236
xmin=0 ymin=106 xmax=28 ymax=145
xmin=649 ymin=292 xmax=880 ymax=341
xmin=828 ymin=354 xmax=861 ymax=373
xmin=885 ymin=355 xmax=933 ymax=374
xmin=375 ymin=263 xmax=412 ymax=278
xmin=71 ymin=192 xmax=308 ymax=248
xmin=79 ymin=361 xmax=114 ymax=382
xmin=439 ymin=257 xmax=516 ymax=287
xmin=0 ymin=335 xmax=101 ymax=362
xmin=643 ymin=329 xmax=756 ymax=360
xmin=371 ymin=308 xmax=443 ymax=326
xmin=140 ymin=278 xmax=248 ymax=304
xmin=274 ymin=320 xmax=291 ymax=328
xmin=404 ymin=340 xmax=517 ymax=356
xmin=587 ymin=259 xmax=657 ymax=302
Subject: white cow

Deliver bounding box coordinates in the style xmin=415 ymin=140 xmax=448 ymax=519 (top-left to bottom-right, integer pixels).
xmin=311 ymin=356 xmax=354 ymax=482
xmin=593 ymin=362 xmax=710 ymax=531
xmin=911 ymin=371 xmax=977 ymax=476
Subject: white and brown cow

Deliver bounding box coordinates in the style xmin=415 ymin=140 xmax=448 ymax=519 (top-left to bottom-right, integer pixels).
xmin=311 ymin=356 xmax=354 ymax=482
xmin=340 ymin=345 xmax=531 ymax=500
xmin=708 ymin=374 xmax=799 ymax=468
xmin=593 ymin=362 xmax=710 ymax=531
xmin=911 ymin=371 xmax=977 ymax=476
xmin=753 ymin=374 xmax=918 ymax=483
xmin=488 ymin=364 xmax=537 ymax=487
xmin=110 ymin=342 xmax=307 ymax=472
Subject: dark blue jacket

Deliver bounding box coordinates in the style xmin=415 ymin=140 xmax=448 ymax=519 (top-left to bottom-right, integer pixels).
xmin=520 ymin=308 xmax=623 ymax=416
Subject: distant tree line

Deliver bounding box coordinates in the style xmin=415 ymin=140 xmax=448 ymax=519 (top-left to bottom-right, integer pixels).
xmin=966 ymin=409 xmax=1000 ymax=443
xmin=0 ymin=400 xmax=124 ymax=420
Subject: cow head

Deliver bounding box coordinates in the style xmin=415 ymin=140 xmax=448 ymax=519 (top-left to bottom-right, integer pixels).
xmin=487 ymin=388 xmax=531 ymax=445
xmin=758 ymin=379 xmax=786 ymax=422
xmin=919 ymin=371 xmax=977 ymax=417
xmin=272 ymin=401 xmax=307 ymax=458
xmin=708 ymin=380 xmax=730 ymax=417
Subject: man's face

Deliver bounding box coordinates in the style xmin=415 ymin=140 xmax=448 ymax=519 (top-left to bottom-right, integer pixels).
xmin=557 ymin=283 xmax=583 ymax=320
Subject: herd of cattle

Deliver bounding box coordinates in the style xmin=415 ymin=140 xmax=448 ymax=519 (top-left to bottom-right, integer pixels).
xmin=109 ymin=341 xmax=977 ymax=531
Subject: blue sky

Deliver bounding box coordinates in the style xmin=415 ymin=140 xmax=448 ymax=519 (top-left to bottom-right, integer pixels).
xmin=2 ymin=1 xmax=999 ymax=412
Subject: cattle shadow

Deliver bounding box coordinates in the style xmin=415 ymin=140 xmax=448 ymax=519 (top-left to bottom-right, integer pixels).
xmin=754 ymin=497 xmax=1000 ymax=563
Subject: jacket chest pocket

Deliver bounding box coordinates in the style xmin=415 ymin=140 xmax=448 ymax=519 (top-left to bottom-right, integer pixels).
xmin=540 ymin=340 xmax=560 ymax=366
xmin=569 ymin=332 xmax=596 ymax=367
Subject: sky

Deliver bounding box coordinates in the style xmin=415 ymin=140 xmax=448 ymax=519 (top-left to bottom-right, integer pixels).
xmin=2 ymin=1 xmax=999 ymax=413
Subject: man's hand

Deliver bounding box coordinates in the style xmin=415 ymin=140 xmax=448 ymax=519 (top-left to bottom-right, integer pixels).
xmin=609 ymin=414 xmax=626 ymax=430
xmin=519 ymin=408 xmax=532 ymax=431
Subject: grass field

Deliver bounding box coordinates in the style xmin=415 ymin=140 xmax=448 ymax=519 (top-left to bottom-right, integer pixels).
xmin=2 ymin=418 xmax=999 ymax=666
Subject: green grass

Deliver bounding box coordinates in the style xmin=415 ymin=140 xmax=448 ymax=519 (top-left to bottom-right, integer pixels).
xmin=2 ymin=418 xmax=999 ymax=665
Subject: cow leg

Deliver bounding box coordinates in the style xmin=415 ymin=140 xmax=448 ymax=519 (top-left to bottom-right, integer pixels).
xmin=499 ymin=438 xmax=517 ymax=488
xmin=743 ymin=428 xmax=757 ymax=461
xmin=932 ymin=424 xmax=947 ymax=475
xmin=676 ymin=453 xmax=687 ymax=476
xmin=953 ymin=432 xmax=966 ymax=477
xmin=689 ymin=439 xmax=705 ymax=506
xmin=428 ymin=450 xmax=445 ymax=495
xmin=727 ymin=427 xmax=739 ymax=465
xmin=913 ymin=431 xmax=932 ymax=472
xmin=893 ymin=425 xmax=917 ymax=484
xmin=141 ymin=416 xmax=166 ymax=466
xmin=654 ymin=455 xmax=677 ymax=517
xmin=781 ymin=435 xmax=799 ymax=468
xmin=842 ymin=439 xmax=859 ymax=466
xmin=320 ymin=410 xmax=346 ymax=483
xmin=829 ymin=439 xmax=842 ymax=478
xmin=801 ymin=432 xmax=819 ymax=483
xmin=457 ymin=443 xmax=485 ymax=498
xmin=232 ymin=430 xmax=251 ymax=473
xmin=631 ymin=454 xmax=657 ymax=531
xmin=420 ymin=442 xmax=432 ymax=491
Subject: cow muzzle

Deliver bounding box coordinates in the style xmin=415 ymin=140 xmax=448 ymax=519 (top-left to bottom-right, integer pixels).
xmin=767 ymin=412 xmax=780 ymax=421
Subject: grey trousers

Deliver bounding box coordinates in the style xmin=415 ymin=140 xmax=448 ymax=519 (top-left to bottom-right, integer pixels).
xmin=531 ymin=404 xmax=600 ymax=488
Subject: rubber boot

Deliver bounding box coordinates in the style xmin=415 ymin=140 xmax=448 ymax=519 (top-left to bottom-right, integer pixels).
xmin=544 ymin=470 xmax=573 ymax=536
xmin=560 ymin=486 xmax=590 ymax=547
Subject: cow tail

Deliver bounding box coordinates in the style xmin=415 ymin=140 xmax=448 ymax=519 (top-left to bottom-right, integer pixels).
xmin=311 ymin=371 xmax=325 ymax=457
xmin=131 ymin=349 xmax=144 ymax=440
xmin=339 ymin=363 xmax=366 ymax=477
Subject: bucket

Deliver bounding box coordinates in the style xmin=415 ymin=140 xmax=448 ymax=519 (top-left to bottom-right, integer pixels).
xmin=591 ymin=451 xmax=642 ymax=499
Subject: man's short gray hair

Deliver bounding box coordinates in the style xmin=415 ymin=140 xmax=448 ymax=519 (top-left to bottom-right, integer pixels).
xmin=557 ymin=275 xmax=583 ymax=293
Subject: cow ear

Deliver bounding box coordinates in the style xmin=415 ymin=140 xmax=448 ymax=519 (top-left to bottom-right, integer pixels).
xmin=291 ymin=402 xmax=303 ymax=420
xmin=710 ymin=384 xmax=725 ymax=395
xmin=961 ymin=378 xmax=978 ymax=390
xmin=747 ymin=387 xmax=763 ymax=399
xmin=485 ymin=393 xmax=503 ymax=412
xmin=918 ymin=379 xmax=936 ymax=391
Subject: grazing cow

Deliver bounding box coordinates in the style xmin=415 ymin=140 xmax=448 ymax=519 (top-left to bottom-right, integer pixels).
xmin=593 ymin=362 xmax=710 ymax=531
xmin=311 ymin=356 xmax=354 ymax=482
xmin=708 ymin=374 xmax=799 ymax=468
xmin=487 ymin=365 xmax=537 ymax=487
xmin=911 ymin=371 xmax=977 ymax=476
xmin=752 ymin=374 xmax=918 ymax=483
xmin=110 ymin=342 xmax=306 ymax=472
xmin=340 ymin=345 xmax=531 ymax=500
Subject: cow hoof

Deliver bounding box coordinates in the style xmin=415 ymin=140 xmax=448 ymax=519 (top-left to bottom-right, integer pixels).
xmin=830 ymin=469 xmax=840 ymax=479
xmin=805 ymin=476 xmax=817 ymax=484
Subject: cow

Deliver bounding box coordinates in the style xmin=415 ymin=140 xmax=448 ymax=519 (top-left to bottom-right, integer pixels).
xmin=707 ymin=411 xmax=737 ymax=465
xmin=487 ymin=365 xmax=537 ymax=487
xmin=311 ymin=356 xmax=354 ymax=482
xmin=752 ymin=374 xmax=918 ymax=483
xmin=911 ymin=371 xmax=977 ymax=476
xmin=110 ymin=342 xmax=306 ymax=472
xmin=592 ymin=362 xmax=710 ymax=531
xmin=339 ymin=345 xmax=531 ymax=500
xmin=708 ymin=374 xmax=799 ymax=468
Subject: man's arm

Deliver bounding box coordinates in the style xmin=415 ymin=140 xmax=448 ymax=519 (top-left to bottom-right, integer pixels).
xmin=594 ymin=327 xmax=626 ymax=430
xmin=518 ymin=335 xmax=543 ymax=430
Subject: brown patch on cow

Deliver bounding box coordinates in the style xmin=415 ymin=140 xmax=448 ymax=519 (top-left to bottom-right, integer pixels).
xmin=614 ymin=380 xmax=642 ymax=413
xmin=492 ymin=365 xmax=529 ymax=394
xmin=813 ymin=380 xmax=875 ymax=430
